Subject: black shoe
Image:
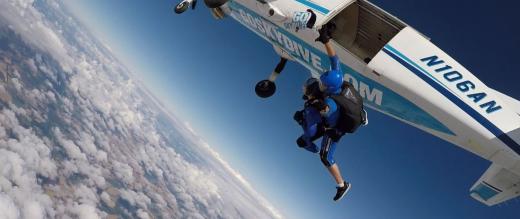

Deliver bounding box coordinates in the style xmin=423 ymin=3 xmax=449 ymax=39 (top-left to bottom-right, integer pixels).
xmin=293 ymin=110 xmax=304 ymax=125
xmin=296 ymin=136 xmax=306 ymax=148
xmin=333 ymin=182 xmax=351 ymax=202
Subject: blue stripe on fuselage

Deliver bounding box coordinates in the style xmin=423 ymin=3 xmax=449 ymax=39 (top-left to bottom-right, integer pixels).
xmin=228 ymin=1 xmax=454 ymax=136
xmin=294 ymin=0 xmax=330 ymax=14
xmin=383 ymin=45 xmax=520 ymax=156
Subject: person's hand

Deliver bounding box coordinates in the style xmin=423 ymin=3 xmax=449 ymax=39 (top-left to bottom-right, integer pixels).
xmin=310 ymin=99 xmax=327 ymax=112
xmin=315 ymin=26 xmax=331 ymax=44
xmin=315 ymin=23 xmax=336 ymax=44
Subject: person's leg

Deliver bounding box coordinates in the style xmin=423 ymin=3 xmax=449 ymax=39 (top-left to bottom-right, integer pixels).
xmin=320 ymin=134 xmax=351 ymax=201
xmin=320 ymin=136 xmax=344 ymax=185
xmin=328 ymin=164 xmax=344 ymax=185
xmin=297 ymin=107 xmax=322 ymax=153
xmin=297 ymin=132 xmax=319 ymax=153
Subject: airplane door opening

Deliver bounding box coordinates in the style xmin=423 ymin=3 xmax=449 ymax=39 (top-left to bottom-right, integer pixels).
xmin=328 ymin=0 xmax=406 ymax=63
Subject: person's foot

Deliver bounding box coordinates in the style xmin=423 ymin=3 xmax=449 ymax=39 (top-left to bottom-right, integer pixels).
xmin=296 ymin=136 xmax=319 ymax=153
xmin=333 ymin=182 xmax=351 ymax=202
xmin=293 ymin=110 xmax=304 ymax=125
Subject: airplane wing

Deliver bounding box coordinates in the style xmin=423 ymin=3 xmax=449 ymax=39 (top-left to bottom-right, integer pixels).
xmin=470 ymin=163 xmax=520 ymax=206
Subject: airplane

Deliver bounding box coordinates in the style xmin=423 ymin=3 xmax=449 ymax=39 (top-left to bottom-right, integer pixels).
xmin=174 ymin=0 xmax=520 ymax=206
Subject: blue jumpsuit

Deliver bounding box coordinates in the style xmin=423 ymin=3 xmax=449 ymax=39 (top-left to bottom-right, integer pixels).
xmin=300 ymin=105 xmax=322 ymax=153
xmin=300 ymin=55 xmax=343 ymax=166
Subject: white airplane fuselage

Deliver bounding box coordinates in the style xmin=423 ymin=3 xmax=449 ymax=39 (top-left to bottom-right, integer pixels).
xmin=205 ymin=0 xmax=520 ymax=205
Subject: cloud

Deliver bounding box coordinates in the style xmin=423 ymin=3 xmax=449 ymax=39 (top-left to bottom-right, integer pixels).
xmin=69 ymin=203 xmax=99 ymax=219
xmin=22 ymin=200 xmax=45 ymax=219
xmin=0 ymin=0 xmax=73 ymax=71
xmin=136 ymin=209 xmax=151 ymax=219
xmin=0 ymin=0 xmax=283 ymax=218
xmin=0 ymin=194 xmax=20 ymax=219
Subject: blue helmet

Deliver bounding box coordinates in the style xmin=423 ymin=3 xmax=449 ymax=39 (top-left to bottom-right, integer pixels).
xmin=320 ymin=70 xmax=343 ymax=94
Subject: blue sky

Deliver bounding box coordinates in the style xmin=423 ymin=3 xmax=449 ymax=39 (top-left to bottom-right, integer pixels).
xmin=66 ymin=0 xmax=520 ymax=218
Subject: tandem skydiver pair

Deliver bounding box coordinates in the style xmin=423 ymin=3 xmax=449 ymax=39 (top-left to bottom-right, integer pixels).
xmin=293 ymin=23 xmax=368 ymax=202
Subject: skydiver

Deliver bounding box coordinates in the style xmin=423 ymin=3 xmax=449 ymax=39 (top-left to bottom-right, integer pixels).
xmin=294 ymin=78 xmax=326 ymax=154
xmin=295 ymin=23 xmax=367 ymax=202
xmin=295 ymin=79 xmax=351 ymax=202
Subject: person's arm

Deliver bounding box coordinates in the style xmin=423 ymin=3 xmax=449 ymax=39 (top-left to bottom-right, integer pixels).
xmin=315 ymin=23 xmax=340 ymax=71
xmin=325 ymin=42 xmax=340 ymax=71
xmin=324 ymin=41 xmax=336 ymax=57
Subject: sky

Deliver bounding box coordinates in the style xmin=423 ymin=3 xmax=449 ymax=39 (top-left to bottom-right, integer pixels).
xmin=65 ymin=0 xmax=520 ymax=218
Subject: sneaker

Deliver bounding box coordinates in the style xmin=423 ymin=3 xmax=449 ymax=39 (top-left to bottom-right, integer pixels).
xmin=333 ymin=182 xmax=351 ymax=202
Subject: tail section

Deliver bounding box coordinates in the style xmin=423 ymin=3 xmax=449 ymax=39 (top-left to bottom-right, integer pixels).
xmin=491 ymin=89 xmax=520 ymax=157
xmin=490 ymin=89 xmax=520 ymax=116
xmin=470 ymin=163 xmax=520 ymax=206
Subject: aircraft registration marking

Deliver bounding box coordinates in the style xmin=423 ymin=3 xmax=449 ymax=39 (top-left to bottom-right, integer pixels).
xmin=383 ymin=45 xmax=520 ymax=155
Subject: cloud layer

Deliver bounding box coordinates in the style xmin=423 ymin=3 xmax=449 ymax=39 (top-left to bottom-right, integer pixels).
xmin=0 ymin=0 xmax=281 ymax=218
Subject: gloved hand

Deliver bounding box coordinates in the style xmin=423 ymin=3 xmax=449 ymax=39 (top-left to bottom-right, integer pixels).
xmin=309 ymin=99 xmax=327 ymax=112
xmin=293 ymin=110 xmax=304 ymax=125
xmin=315 ymin=27 xmax=331 ymax=44
xmin=315 ymin=22 xmax=336 ymax=44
